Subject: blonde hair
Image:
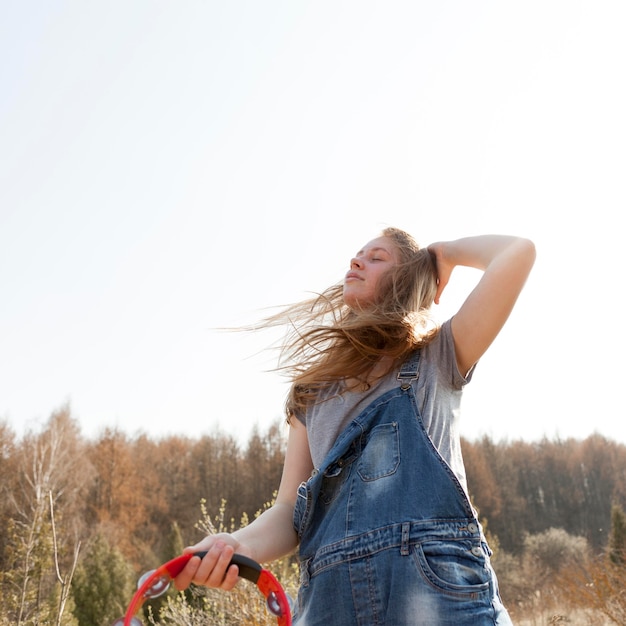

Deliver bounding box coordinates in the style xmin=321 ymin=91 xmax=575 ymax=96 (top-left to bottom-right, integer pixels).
xmin=264 ymin=227 xmax=439 ymax=420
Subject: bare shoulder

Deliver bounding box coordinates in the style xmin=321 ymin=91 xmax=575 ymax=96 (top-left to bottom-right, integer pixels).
xmin=275 ymin=419 xmax=313 ymax=506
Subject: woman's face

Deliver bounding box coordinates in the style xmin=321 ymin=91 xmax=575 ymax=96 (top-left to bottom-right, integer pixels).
xmin=343 ymin=236 xmax=398 ymax=308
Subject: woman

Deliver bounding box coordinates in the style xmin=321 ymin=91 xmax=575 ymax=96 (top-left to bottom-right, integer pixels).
xmin=174 ymin=228 xmax=536 ymax=625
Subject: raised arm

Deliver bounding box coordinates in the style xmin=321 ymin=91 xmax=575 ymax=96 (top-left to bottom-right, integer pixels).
xmin=428 ymin=235 xmax=536 ymax=377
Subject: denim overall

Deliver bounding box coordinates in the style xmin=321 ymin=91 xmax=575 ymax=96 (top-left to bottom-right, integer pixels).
xmin=292 ymin=351 xmax=512 ymax=625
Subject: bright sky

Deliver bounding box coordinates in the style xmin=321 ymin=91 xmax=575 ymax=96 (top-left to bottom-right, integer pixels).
xmin=1 ymin=0 xmax=625 ymax=447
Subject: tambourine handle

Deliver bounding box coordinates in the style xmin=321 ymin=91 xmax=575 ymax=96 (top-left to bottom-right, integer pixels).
xmin=190 ymin=551 xmax=262 ymax=584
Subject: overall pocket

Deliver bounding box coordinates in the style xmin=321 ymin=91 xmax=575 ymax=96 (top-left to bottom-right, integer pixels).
xmin=319 ymin=440 xmax=358 ymax=505
xmin=357 ymin=421 xmax=400 ymax=481
xmin=413 ymin=538 xmax=491 ymax=597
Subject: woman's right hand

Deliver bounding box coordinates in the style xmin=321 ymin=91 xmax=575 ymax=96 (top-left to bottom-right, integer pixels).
xmin=173 ymin=533 xmax=252 ymax=591
xmin=172 ymin=419 xmax=312 ymax=593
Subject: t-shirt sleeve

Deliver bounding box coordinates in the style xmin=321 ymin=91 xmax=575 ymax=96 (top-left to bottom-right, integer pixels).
xmin=431 ymin=318 xmax=476 ymax=390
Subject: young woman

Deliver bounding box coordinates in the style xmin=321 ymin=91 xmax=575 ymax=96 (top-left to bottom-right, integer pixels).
xmin=174 ymin=228 xmax=536 ymax=625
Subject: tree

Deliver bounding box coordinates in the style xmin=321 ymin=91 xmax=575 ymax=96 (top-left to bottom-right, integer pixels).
xmin=461 ymin=437 xmax=502 ymax=520
xmin=191 ymin=433 xmax=242 ymax=526
xmin=85 ymin=428 xmax=150 ymax=561
xmin=160 ymin=521 xmax=184 ymax=563
xmin=0 ymin=405 xmax=90 ymax=626
xmin=241 ymin=423 xmax=286 ymax=517
xmin=139 ymin=434 xmax=197 ymax=550
xmin=143 ymin=521 xmax=188 ymax=619
xmin=0 ymin=420 xmax=18 ymax=571
xmin=557 ymin=506 xmax=626 ymax=625
xmin=50 ymin=492 xmax=81 ymax=626
xmin=609 ymin=503 xmax=626 ymax=566
xmin=71 ymin=533 xmax=136 ymax=626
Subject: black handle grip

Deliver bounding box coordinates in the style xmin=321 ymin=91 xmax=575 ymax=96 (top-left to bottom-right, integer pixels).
xmin=192 ymin=551 xmax=262 ymax=584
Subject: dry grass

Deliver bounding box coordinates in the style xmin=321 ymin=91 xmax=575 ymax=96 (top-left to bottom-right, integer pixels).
xmin=514 ymin=609 xmax=612 ymax=625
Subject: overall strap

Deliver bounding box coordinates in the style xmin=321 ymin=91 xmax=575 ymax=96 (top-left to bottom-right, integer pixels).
xmin=397 ymin=350 xmax=421 ymax=390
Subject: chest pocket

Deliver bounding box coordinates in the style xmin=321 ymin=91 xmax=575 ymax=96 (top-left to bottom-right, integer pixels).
xmin=319 ymin=440 xmax=358 ymax=505
xmin=357 ymin=421 xmax=400 ymax=481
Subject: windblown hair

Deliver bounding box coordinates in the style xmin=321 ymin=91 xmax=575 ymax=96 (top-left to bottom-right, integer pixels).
xmin=264 ymin=227 xmax=439 ymax=420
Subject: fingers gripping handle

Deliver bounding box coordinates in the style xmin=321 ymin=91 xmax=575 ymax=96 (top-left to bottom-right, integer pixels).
xmin=186 ymin=551 xmax=262 ymax=583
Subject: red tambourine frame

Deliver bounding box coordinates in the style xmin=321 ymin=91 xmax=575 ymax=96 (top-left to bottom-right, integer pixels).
xmin=113 ymin=551 xmax=292 ymax=626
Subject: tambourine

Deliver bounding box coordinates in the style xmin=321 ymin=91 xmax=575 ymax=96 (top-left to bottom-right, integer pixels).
xmin=112 ymin=551 xmax=292 ymax=626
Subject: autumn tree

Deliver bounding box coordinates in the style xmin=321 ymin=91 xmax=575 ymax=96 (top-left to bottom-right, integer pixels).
xmin=190 ymin=433 xmax=243 ymax=528
xmin=241 ymin=422 xmax=286 ymax=517
xmin=463 ymin=436 xmax=529 ymax=552
xmin=137 ymin=434 xmax=198 ymax=552
xmin=462 ymin=434 xmax=626 ymax=555
xmin=0 ymin=406 xmax=89 ymax=625
xmin=85 ymin=427 xmax=151 ymax=562
xmin=557 ymin=504 xmax=626 ymax=624
xmin=460 ymin=436 xmax=502 ymax=522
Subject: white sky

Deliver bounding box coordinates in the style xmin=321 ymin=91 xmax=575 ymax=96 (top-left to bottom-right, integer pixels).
xmin=1 ymin=0 xmax=625 ymax=446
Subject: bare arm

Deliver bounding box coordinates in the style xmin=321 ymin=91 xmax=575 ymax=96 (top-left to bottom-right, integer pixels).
xmin=174 ymin=418 xmax=313 ymax=590
xmin=428 ymin=235 xmax=536 ymax=377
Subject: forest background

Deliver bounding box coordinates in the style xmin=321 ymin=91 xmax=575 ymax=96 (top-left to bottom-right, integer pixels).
xmin=2 ymin=405 xmax=626 ymax=626
xmin=3 ymin=1 xmax=626 ymax=624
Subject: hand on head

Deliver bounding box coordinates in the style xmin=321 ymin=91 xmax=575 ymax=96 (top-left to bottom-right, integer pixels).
xmin=427 ymin=241 xmax=452 ymax=305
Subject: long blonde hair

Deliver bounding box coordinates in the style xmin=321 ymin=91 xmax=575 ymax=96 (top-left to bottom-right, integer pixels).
xmin=264 ymin=227 xmax=439 ymax=420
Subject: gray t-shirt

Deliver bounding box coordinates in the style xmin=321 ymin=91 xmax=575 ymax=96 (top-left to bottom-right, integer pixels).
xmin=298 ymin=319 xmax=474 ymax=494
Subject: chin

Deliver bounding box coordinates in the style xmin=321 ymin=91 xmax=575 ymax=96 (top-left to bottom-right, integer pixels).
xmin=342 ymin=289 xmax=357 ymax=308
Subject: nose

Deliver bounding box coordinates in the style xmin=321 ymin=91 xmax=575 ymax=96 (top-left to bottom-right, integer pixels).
xmin=350 ymin=257 xmax=364 ymax=269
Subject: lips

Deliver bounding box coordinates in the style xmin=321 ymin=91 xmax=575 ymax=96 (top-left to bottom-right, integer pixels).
xmin=345 ymin=271 xmax=362 ymax=281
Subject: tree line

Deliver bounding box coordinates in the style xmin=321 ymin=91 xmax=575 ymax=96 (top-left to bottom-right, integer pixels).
xmin=1 ymin=404 xmax=625 ymax=625
xmin=462 ymin=432 xmax=626 ymax=553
